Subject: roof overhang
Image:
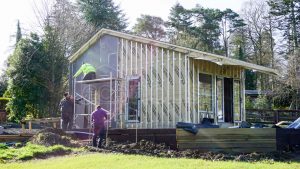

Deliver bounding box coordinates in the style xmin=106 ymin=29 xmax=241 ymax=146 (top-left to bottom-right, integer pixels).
xmin=69 ymin=29 xmax=279 ymax=76
xmin=191 ymin=53 xmax=278 ymax=76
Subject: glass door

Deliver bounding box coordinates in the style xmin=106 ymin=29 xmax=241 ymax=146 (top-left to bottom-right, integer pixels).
xmin=233 ymin=80 xmax=241 ymax=121
xmin=216 ymin=77 xmax=224 ymax=122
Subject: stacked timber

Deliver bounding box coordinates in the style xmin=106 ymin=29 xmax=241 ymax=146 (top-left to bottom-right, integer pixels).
xmin=176 ymin=128 xmax=276 ymax=153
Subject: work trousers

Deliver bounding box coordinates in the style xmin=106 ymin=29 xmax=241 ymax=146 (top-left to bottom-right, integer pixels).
xmin=93 ymin=125 xmax=106 ymax=148
xmin=61 ymin=116 xmax=73 ymax=130
xmin=83 ymin=72 xmax=96 ymax=80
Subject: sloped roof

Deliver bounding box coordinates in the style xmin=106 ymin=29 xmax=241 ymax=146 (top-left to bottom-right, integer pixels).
xmin=69 ymin=29 xmax=278 ymax=76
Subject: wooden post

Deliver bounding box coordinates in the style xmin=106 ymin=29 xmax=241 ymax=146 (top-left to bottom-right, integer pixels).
xmin=53 ymin=122 xmax=57 ymax=128
xmin=21 ymin=123 xmax=25 ymax=133
xmin=274 ymin=110 xmax=279 ymax=123
xmin=29 ymin=121 xmax=32 ymax=132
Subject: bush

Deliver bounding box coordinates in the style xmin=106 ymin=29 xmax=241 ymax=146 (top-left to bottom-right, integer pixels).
xmin=253 ymin=95 xmax=270 ymax=109
xmin=0 ymin=143 xmax=8 ymax=150
xmin=245 ymin=96 xmax=253 ymax=109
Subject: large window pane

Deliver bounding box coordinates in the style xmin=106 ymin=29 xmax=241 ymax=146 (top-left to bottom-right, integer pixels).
xmin=216 ymin=77 xmax=224 ymax=122
xmin=199 ymin=73 xmax=212 ymax=112
xmin=233 ymin=80 xmax=241 ymax=121
xmin=127 ymin=77 xmax=141 ymax=121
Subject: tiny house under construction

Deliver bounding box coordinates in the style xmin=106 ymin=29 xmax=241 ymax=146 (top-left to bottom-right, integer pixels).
xmin=69 ymin=29 xmax=278 ymax=129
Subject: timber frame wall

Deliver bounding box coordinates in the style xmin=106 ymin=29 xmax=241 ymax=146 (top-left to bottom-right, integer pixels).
xmin=117 ymin=38 xmax=245 ymax=129
xmin=69 ymin=29 xmax=277 ymax=129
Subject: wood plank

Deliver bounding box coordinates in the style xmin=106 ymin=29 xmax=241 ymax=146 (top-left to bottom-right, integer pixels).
xmin=178 ymin=142 xmax=276 ymax=149
xmin=0 ymin=135 xmax=33 ymax=142
xmin=177 ymin=134 xmax=276 ymax=140
xmin=176 ymin=128 xmax=276 ymax=136
xmin=176 ymin=128 xmax=277 ymax=152
xmin=177 ymin=139 xmax=276 ymax=143
xmin=177 ymin=147 xmax=276 ymax=153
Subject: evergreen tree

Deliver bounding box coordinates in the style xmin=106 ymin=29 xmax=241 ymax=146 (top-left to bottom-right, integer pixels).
xmin=167 ymin=3 xmax=198 ymax=48
xmin=0 ymin=72 xmax=8 ymax=96
xmin=168 ymin=3 xmax=223 ymax=53
xmin=6 ymin=33 xmax=48 ymax=122
xmin=42 ymin=22 xmax=69 ymax=117
xmin=77 ymin=0 xmax=127 ymax=31
xmin=190 ymin=7 xmax=223 ymax=53
xmin=220 ymin=9 xmax=245 ymax=57
xmin=16 ymin=20 xmax=22 ymax=45
xmin=268 ymin=0 xmax=300 ymax=53
xmin=6 ymin=26 xmax=68 ymax=122
xmin=168 ymin=3 xmax=193 ymax=33
xmin=133 ymin=14 xmax=166 ymax=40
xmin=268 ymin=0 xmax=300 ymax=108
xmin=231 ymin=28 xmax=257 ymax=90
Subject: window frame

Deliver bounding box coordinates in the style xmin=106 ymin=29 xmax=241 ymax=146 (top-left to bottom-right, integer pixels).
xmin=198 ymin=72 xmax=213 ymax=114
xmin=233 ymin=79 xmax=242 ymax=122
xmin=126 ymin=76 xmax=141 ymax=123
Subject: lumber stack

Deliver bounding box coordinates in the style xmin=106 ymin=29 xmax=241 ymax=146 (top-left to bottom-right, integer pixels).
xmin=176 ymin=128 xmax=276 ymax=153
xmin=0 ymin=134 xmax=33 ymax=142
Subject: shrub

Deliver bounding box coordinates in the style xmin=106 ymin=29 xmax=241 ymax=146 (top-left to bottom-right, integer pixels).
xmin=0 ymin=144 xmax=8 ymax=150
xmin=253 ymin=95 xmax=270 ymax=109
xmin=245 ymin=96 xmax=253 ymax=109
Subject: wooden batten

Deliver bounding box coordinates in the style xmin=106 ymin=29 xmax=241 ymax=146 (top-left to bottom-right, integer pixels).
xmin=193 ymin=60 xmax=243 ymax=78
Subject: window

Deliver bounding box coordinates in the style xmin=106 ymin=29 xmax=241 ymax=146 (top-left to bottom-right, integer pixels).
xmin=216 ymin=77 xmax=224 ymax=122
xmin=233 ymin=80 xmax=241 ymax=121
xmin=127 ymin=77 xmax=141 ymax=121
xmin=199 ymin=73 xmax=212 ymax=112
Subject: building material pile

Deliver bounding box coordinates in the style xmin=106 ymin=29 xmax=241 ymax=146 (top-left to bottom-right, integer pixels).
xmin=30 ymin=128 xmax=81 ymax=147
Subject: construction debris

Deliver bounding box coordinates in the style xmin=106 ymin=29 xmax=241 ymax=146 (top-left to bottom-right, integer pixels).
xmin=30 ymin=128 xmax=81 ymax=147
xmin=86 ymin=139 xmax=294 ymax=162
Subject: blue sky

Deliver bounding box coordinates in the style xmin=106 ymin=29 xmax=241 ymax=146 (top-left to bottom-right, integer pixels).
xmin=0 ymin=0 xmax=248 ymax=72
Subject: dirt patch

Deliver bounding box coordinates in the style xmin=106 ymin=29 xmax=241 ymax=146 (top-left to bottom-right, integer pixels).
xmin=30 ymin=128 xmax=81 ymax=147
xmin=86 ymin=139 xmax=294 ymax=162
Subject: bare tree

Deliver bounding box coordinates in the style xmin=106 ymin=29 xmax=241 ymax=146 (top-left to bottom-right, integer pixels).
xmin=240 ymin=0 xmax=276 ymax=91
xmin=286 ymin=49 xmax=300 ymax=109
xmin=32 ymin=0 xmax=96 ymax=56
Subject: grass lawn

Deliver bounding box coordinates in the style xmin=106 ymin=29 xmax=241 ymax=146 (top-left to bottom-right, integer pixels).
xmin=0 ymin=143 xmax=83 ymax=161
xmin=0 ymin=153 xmax=299 ymax=169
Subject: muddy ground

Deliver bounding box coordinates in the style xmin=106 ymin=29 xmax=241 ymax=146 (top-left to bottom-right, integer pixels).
xmin=3 ymin=128 xmax=299 ymax=162
xmin=86 ymin=139 xmax=298 ymax=162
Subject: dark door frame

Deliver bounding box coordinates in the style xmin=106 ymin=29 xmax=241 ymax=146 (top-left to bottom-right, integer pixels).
xmin=224 ymin=78 xmax=233 ymax=123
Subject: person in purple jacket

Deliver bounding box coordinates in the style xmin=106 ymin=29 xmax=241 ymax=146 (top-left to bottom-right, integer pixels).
xmin=91 ymin=105 xmax=108 ymax=148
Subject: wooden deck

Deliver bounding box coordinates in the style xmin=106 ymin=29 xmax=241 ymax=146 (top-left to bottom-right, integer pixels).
xmin=176 ymin=128 xmax=277 ymax=152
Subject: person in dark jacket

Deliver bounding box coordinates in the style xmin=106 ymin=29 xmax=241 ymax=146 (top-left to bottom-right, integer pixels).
xmin=91 ymin=105 xmax=108 ymax=148
xmin=59 ymin=92 xmax=74 ymax=130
